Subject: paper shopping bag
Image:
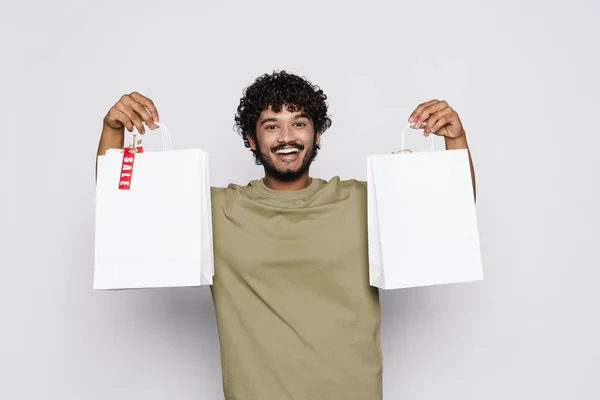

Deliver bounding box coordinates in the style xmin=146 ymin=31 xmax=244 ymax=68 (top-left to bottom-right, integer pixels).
xmin=94 ymin=123 xmax=214 ymax=290
xmin=367 ymin=123 xmax=483 ymax=289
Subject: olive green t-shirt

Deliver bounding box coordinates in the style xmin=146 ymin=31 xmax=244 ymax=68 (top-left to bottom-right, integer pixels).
xmin=210 ymin=177 xmax=383 ymax=400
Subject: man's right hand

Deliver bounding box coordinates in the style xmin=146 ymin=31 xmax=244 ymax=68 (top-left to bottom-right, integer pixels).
xmin=97 ymin=91 xmax=161 ymax=158
xmin=103 ymin=91 xmax=161 ymax=135
xmin=97 ymin=92 xmax=160 ymax=160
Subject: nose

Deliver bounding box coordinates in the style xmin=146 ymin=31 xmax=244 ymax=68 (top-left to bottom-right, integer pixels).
xmin=277 ymin=124 xmax=294 ymax=143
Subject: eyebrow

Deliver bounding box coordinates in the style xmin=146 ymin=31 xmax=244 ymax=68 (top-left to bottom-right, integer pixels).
xmin=260 ymin=113 xmax=310 ymax=126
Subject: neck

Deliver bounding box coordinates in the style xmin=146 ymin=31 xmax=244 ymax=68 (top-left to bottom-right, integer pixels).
xmin=262 ymin=172 xmax=312 ymax=191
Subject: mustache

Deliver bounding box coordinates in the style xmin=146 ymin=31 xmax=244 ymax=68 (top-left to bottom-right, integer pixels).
xmin=271 ymin=142 xmax=305 ymax=152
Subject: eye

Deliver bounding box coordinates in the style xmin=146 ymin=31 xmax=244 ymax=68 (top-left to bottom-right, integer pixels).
xmin=265 ymin=125 xmax=277 ymax=130
xmin=295 ymin=122 xmax=306 ymax=127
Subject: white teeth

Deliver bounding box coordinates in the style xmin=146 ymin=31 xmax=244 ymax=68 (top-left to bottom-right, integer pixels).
xmin=276 ymin=148 xmax=299 ymax=154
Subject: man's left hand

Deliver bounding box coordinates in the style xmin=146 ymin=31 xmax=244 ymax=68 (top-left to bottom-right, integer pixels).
xmin=408 ymin=100 xmax=465 ymax=140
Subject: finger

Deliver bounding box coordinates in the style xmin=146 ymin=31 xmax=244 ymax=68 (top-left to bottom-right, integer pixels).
xmin=424 ymin=107 xmax=455 ymax=136
xmin=122 ymin=94 xmax=156 ymax=130
xmin=414 ymin=100 xmax=448 ymax=130
xmin=116 ymin=102 xmax=146 ymax=134
xmin=411 ymin=120 xmax=426 ymax=130
xmin=111 ymin=108 xmax=134 ymax=132
xmin=409 ymin=99 xmax=439 ymax=123
xmin=428 ymin=107 xmax=457 ymax=135
xmin=129 ymin=91 xmax=160 ymax=124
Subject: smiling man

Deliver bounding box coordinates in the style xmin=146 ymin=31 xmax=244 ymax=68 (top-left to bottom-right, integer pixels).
xmin=251 ymin=107 xmax=319 ymax=187
xmin=232 ymin=72 xmax=330 ymax=191
xmin=97 ymin=70 xmax=475 ymax=400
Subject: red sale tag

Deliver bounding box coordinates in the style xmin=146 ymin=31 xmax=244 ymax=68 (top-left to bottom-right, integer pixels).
xmin=118 ymin=147 xmax=143 ymax=190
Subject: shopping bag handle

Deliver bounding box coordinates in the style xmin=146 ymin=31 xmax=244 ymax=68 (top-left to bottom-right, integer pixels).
xmin=393 ymin=123 xmax=435 ymax=154
xmin=129 ymin=122 xmax=173 ymax=152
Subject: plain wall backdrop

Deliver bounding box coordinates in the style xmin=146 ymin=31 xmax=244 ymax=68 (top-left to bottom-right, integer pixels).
xmin=3 ymin=0 xmax=600 ymax=399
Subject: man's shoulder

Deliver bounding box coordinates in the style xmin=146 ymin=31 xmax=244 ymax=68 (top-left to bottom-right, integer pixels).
xmin=210 ymin=180 xmax=264 ymax=208
xmin=309 ymin=177 xmax=367 ymax=205
xmin=210 ymin=183 xmax=244 ymax=194
xmin=320 ymin=176 xmax=367 ymax=191
xmin=210 ymin=182 xmax=246 ymax=201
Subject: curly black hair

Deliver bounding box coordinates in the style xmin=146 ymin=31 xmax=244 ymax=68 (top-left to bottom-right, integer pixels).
xmin=234 ymin=70 xmax=332 ymax=165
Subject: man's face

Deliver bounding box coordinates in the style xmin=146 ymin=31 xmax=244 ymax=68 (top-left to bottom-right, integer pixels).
xmin=249 ymin=105 xmax=321 ymax=181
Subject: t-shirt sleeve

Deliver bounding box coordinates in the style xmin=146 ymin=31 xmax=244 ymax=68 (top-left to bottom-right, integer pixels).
xmin=341 ymin=178 xmax=367 ymax=191
xmin=210 ymin=184 xmax=242 ymax=214
xmin=210 ymin=186 xmax=229 ymax=211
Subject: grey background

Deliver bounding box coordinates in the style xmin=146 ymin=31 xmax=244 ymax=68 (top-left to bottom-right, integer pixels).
xmin=3 ymin=0 xmax=600 ymax=399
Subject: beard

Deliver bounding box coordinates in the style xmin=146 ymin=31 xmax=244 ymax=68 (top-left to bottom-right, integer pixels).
xmin=255 ymin=139 xmax=318 ymax=182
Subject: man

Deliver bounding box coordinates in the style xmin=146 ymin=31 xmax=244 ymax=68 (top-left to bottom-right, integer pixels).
xmin=96 ymin=70 xmax=475 ymax=400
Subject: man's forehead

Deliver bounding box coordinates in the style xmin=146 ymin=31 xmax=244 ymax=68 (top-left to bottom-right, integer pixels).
xmin=261 ymin=105 xmax=308 ymax=118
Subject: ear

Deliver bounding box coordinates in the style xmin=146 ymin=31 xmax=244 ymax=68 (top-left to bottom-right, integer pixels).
xmin=247 ymin=135 xmax=257 ymax=151
xmin=315 ymin=131 xmax=322 ymax=146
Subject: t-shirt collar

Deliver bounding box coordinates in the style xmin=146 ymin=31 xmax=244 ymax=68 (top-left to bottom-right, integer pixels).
xmin=252 ymin=177 xmax=324 ymax=200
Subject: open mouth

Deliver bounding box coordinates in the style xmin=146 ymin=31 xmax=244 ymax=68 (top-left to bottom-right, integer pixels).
xmin=274 ymin=147 xmax=301 ymax=161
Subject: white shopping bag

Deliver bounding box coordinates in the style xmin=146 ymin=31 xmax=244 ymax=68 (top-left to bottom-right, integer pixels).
xmin=367 ymin=123 xmax=483 ymax=289
xmin=94 ymin=122 xmax=214 ymax=290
